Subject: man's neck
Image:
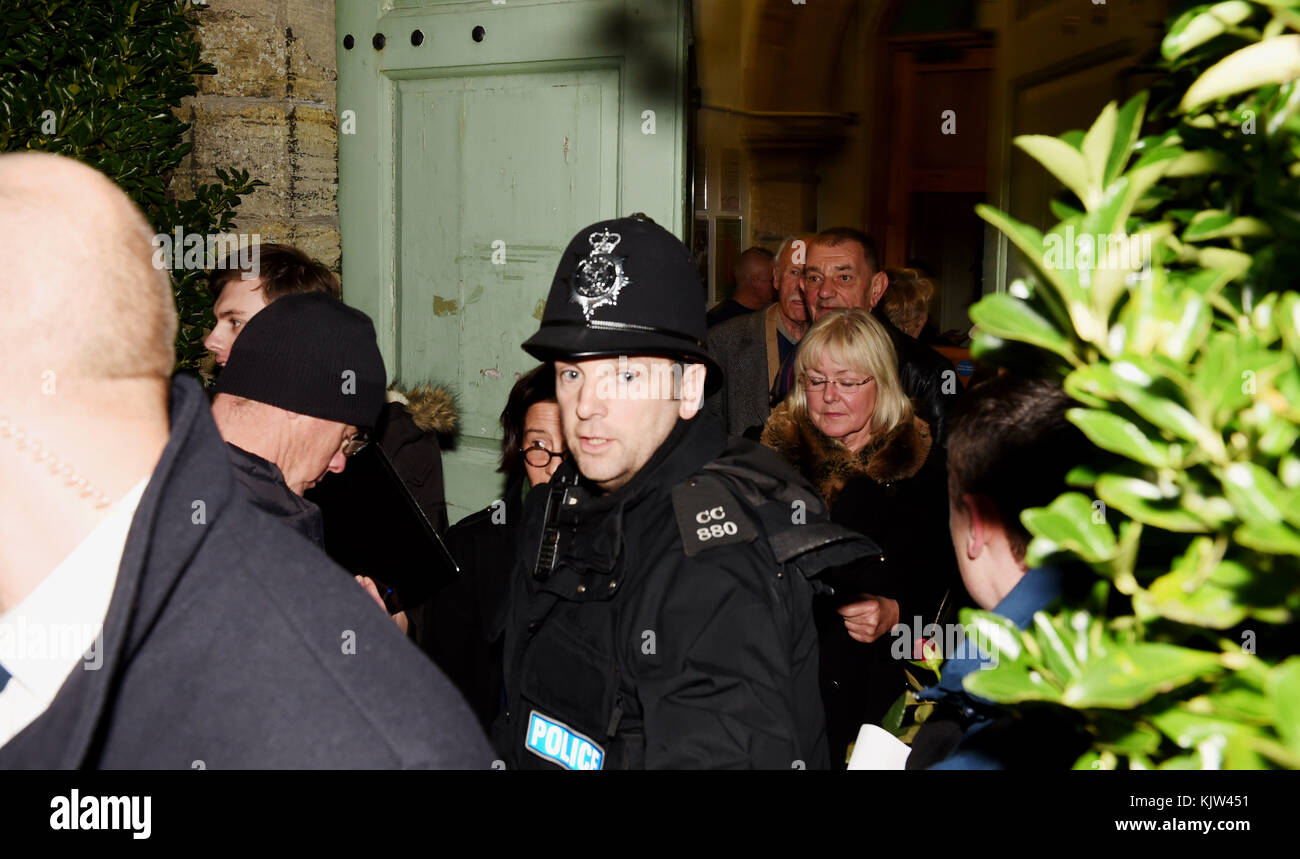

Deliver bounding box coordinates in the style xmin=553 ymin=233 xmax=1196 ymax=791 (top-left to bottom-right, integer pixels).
xmin=775 ymin=308 xmax=806 ymax=342
xmin=0 ymin=397 xmax=167 ymax=612
xmin=731 ymin=286 xmax=767 ymax=311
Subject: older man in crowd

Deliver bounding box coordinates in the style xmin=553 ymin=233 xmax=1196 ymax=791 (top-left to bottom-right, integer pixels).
xmin=772 ymin=227 xmax=956 ymax=444
xmin=0 ymin=152 xmax=488 ymax=768
xmin=706 ymin=246 xmax=776 ymax=328
xmin=209 ymin=292 xmax=384 ymax=548
xmin=705 ymin=236 xmax=809 ymax=437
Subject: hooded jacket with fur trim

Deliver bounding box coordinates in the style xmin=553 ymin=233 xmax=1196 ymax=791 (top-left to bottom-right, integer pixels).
xmin=761 ymin=401 xmax=964 ymax=765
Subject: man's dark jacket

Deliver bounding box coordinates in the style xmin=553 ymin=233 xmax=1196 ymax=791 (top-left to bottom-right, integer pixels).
xmin=494 ymin=412 xmax=879 ymax=769
xmin=0 ymin=376 xmax=491 ymax=769
xmin=226 ymin=442 xmax=326 ymax=547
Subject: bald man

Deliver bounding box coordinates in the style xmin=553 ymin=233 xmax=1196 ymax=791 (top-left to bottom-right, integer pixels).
xmin=706 ymin=246 xmax=776 ymax=328
xmin=0 ymin=153 xmax=490 ymax=768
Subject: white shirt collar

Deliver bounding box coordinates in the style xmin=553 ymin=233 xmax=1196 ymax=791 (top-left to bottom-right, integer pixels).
xmin=0 ymin=478 xmax=147 ymax=745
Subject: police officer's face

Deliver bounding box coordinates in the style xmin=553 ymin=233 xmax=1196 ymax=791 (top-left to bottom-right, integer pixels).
xmin=802 ymin=241 xmax=888 ymax=320
xmin=555 ymin=356 xmax=706 ymax=494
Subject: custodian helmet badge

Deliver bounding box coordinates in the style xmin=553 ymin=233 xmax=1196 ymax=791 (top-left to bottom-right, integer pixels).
xmin=522 ymin=215 xmax=724 ymax=395
xmin=572 ymin=229 xmax=629 ymax=320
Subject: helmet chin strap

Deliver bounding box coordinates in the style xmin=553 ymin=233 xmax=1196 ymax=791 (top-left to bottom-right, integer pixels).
xmin=0 ymin=415 xmax=113 ymax=509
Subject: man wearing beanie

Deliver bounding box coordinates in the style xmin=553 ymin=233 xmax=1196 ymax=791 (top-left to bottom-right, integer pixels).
xmin=211 ymin=292 xmax=387 ymax=548
xmin=494 ymin=216 xmax=883 ymax=770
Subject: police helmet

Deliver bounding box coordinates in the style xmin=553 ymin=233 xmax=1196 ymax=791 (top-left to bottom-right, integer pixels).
xmin=522 ymin=216 xmax=724 ymax=394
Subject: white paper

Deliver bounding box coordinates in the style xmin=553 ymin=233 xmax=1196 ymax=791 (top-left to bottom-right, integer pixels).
xmin=846 ymin=723 xmax=912 ymax=770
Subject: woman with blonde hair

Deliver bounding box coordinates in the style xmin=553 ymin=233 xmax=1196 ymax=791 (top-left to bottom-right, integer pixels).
xmin=762 ymin=308 xmax=961 ymax=766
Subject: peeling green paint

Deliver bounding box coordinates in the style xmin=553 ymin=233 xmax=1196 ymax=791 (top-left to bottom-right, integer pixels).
xmin=433 ymin=295 xmax=459 ymax=316
xmin=532 ymin=298 xmax=546 ymax=321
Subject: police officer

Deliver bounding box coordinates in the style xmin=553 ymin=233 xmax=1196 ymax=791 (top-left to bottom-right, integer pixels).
xmin=494 ymin=216 xmax=883 ymax=769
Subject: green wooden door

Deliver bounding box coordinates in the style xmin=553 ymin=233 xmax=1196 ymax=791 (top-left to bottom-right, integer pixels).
xmin=337 ymin=0 xmax=687 ymax=522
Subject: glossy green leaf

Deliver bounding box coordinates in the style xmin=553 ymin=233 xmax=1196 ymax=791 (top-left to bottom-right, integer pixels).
xmin=1061 ymin=643 xmax=1223 ymax=708
xmin=1182 ymin=35 xmax=1300 ymax=112
xmin=976 ymin=205 xmax=1086 ymax=317
xmin=1220 ymin=461 xmax=1300 ymax=529
xmin=1267 ymin=659 xmax=1300 ymax=752
xmin=1016 ymin=134 xmax=1096 ymax=209
xmin=1068 ymin=408 xmax=1177 ymax=468
xmin=1235 ymin=520 xmax=1300 ymax=553
xmin=1151 ymin=706 xmax=1260 ymax=749
xmin=1138 ymin=548 xmax=1252 ymax=628
xmin=968 ymin=293 xmax=1079 ymax=364
xmin=1097 ymin=473 xmax=1210 ymax=532
xmin=1162 ymin=2 xmax=1255 ymax=61
xmin=1082 ymin=101 xmax=1118 ymax=190
xmin=1184 ymin=211 xmax=1273 ymax=241
xmin=1110 ymin=360 xmax=1226 ymax=458
xmin=1021 ymin=491 xmax=1119 ymax=562
xmin=1104 ymin=92 xmax=1149 ymax=187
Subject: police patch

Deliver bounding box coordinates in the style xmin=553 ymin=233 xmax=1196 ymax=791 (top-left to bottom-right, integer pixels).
xmin=672 ymin=475 xmax=759 ymax=557
xmin=525 ymin=711 xmax=605 ymax=771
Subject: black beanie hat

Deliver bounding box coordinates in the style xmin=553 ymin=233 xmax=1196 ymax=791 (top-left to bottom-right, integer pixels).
xmin=215 ymin=292 xmax=387 ymax=430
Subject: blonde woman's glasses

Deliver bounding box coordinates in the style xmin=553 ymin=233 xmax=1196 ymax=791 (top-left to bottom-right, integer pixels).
xmin=805 ymin=376 xmax=874 ymax=394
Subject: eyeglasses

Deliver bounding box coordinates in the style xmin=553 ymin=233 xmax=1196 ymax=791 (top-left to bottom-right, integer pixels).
xmin=805 ymin=376 xmax=874 ymax=394
xmin=341 ymin=432 xmax=370 ymax=457
xmin=522 ymin=441 xmax=564 ymax=468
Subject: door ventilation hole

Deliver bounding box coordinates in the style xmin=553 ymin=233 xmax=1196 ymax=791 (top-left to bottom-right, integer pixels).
xmin=411 ymin=29 xmax=425 ymax=47
xmin=472 ymin=25 xmax=486 ymax=42
xmin=342 ymin=34 xmax=354 ymax=50
xmin=372 ymin=32 xmax=386 ymax=50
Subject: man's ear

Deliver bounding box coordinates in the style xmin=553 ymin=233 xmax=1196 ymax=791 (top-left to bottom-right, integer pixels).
xmin=678 ymin=363 xmax=708 ymax=418
xmin=963 ymin=493 xmax=994 ymax=561
xmin=867 ymin=271 xmax=889 ymax=310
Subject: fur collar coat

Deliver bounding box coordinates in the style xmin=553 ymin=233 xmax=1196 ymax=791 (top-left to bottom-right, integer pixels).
xmin=760 ymin=402 xmax=933 ymax=510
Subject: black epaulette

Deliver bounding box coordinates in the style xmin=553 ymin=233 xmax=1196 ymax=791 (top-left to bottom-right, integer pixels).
xmin=671 ymin=473 xmax=760 ymax=557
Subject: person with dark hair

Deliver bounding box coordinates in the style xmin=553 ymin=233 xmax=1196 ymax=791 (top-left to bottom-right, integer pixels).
xmin=706 ymin=246 xmax=776 ymax=328
xmin=203 ymin=243 xmax=342 ymax=368
xmin=771 ymin=228 xmax=958 ymax=444
xmin=412 ymin=365 xmax=563 ymax=729
xmin=906 ymin=373 xmax=1093 ymax=770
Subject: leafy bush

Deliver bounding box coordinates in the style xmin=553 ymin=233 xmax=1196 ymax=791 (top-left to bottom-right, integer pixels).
xmin=0 ymin=0 xmax=264 ymax=374
xmin=964 ymin=0 xmax=1300 ymax=769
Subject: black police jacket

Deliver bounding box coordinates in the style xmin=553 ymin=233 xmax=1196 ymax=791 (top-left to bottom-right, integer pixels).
xmin=494 ymin=412 xmax=880 ymax=770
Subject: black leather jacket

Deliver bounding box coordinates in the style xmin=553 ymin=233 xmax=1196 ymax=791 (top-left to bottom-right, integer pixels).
xmin=872 ymin=309 xmax=959 ymax=447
